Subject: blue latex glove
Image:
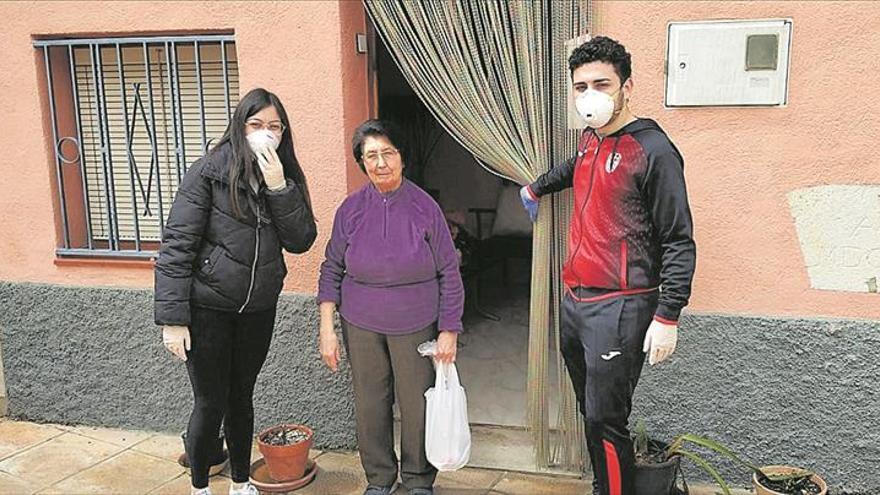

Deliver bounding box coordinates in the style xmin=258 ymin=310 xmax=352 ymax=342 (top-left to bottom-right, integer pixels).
xmin=519 ymin=186 xmax=539 ymax=222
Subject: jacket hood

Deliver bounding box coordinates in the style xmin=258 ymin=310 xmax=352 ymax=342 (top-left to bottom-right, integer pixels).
xmin=609 ymin=117 xmax=663 ymax=137
xmin=199 ymin=141 xmax=234 ymax=185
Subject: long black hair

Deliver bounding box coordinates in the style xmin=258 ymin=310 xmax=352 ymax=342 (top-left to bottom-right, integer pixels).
xmin=212 ymin=88 xmax=312 ymax=218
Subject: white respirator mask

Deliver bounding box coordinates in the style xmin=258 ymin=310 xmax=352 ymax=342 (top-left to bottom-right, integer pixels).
xmin=575 ymin=87 xmax=624 ymax=129
xmin=246 ymin=129 xmax=280 ymax=153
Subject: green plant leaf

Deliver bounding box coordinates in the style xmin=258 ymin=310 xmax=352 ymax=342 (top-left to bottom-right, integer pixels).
xmin=633 ymin=419 xmax=649 ymax=456
xmin=670 ymin=434 xmax=761 ymax=472
xmin=675 ymin=448 xmax=732 ymax=495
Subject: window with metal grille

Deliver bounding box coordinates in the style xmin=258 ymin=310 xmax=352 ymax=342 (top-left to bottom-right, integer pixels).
xmin=35 ymin=35 xmax=239 ymax=259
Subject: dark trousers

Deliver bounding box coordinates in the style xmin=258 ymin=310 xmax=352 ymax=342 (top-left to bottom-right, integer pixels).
xmin=561 ymin=291 xmax=658 ymax=495
xmin=341 ymin=319 xmax=439 ymax=490
xmin=185 ymin=305 xmax=276 ymax=488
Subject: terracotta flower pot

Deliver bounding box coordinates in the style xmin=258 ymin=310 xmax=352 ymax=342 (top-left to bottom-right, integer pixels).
xmin=256 ymin=424 xmax=314 ymax=482
xmin=753 ymin=465 xmax=827 ymax=495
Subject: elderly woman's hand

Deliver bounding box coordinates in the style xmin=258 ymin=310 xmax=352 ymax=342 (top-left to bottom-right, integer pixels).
xmin=320 ymin=327 xmax=341 ymax=372
xmin=434 ymin=331 xmax=458 ymax=364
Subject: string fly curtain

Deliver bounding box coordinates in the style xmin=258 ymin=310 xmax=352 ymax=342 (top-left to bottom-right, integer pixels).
xmin=364 ymin=0 xmax=591 ymax=470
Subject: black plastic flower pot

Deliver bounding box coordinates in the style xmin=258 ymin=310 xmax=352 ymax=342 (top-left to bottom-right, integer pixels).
xmin=635 ymin=454 xmax=681 ymax=495
xmin=179 ymin=430 xmax=228 ymax=476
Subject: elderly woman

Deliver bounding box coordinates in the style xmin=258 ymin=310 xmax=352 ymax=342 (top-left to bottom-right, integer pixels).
xmin=317 ymin=119 xmax=464 ymax=495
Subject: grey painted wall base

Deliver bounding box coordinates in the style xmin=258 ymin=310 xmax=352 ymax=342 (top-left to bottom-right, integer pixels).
xmin=1 ymin=281 xmax=879 ymax=489
xmin=0 ymin=330 xmax=6 ymax=417
xmin=0 ymin=282 xmax=355 ymax=449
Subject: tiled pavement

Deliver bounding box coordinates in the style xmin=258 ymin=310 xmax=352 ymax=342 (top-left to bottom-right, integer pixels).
xmin=0 ymin=419 xmax=749 ymax=494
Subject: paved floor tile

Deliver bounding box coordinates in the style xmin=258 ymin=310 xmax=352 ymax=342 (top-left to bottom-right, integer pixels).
xmin=436 ymin=468 xmax=505 ymax=494
xmin=0 ymin=422 xmax=64 ymax=461
xmin=490 ymin=472 xmax=589 ymax=494
xmin=467 ymin=426 xmax=536 ymax=473
xmin=132 ymin=433 xmax=184 ymax=464
xmin=0 ymin=471 xmax=35 ymax=495
xmin=292 ymin=451 xmax=366 ymax=495
xmin=41 ymin=450 xmax=182 ymax=495
xmin=0 ymin=422 xmax=756 ymax=495
xmin=0 ymin=432 xmax=123 ymax=490
xmin=149 ymin=472 xmax=232 ymax=495
xmin=66 ymin=425 xmax=155 ymax=449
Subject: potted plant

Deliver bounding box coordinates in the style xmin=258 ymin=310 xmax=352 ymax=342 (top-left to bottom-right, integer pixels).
xmin=633 ymin=420 xmax=683 ymax=494
xmin=752 ymin=466 xmax=827 ymax=495
xmin=178 ymin=429 xmax=228 ymax=476
xmin=633 ymin=422 xmax=827 ymax=495
xmin=632 ymin=421 xmax=740 ymax=495
xmin=665 ymin=432 xmax=827 ymax=495
xmin=256 ymin=423 xmax=313 ymax=482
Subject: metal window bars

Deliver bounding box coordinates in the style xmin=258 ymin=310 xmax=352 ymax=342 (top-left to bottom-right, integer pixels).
xmin=34 ymin=35 xmax=239 ymax=259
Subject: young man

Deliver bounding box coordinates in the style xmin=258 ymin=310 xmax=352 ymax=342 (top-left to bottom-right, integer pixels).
xmin=520 ymin=36 xmax=696 ymax=495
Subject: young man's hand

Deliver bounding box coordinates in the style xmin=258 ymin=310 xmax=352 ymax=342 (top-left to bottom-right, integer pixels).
xmin=642 ymin=319 xmax=678 ymax=365
xmin=519 ymin=185 xmax=539 ymax=222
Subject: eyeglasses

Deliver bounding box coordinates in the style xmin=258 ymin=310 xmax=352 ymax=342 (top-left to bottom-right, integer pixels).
xmin=362 ymin=148 xmax=399 ymax=166
xmin=245 ymin=119 xmax=286 ymax=134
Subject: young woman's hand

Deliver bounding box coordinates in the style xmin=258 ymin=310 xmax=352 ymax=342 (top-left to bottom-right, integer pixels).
xmin=162 ymin=325 xmax=190 ymax=361
xmin=257 ymin=146 xmax=286 ymax=191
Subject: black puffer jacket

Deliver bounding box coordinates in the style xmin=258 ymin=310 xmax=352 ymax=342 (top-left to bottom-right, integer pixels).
xmin=154 ymin=143 xmax=317 ymax=325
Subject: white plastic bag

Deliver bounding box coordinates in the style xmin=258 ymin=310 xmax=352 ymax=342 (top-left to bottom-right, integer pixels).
xmin=424 ymin=361 xmax=471 ymax=471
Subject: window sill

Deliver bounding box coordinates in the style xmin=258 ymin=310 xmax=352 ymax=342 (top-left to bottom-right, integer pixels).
xmin=54 ymin=257 xmax=155 ymax=269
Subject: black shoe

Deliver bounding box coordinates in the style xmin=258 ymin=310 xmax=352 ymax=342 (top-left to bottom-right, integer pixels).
xmin=364 ymin=482 xmax=399 ymax=495
xmin=408 ymin=489 xmax=433 ymax=495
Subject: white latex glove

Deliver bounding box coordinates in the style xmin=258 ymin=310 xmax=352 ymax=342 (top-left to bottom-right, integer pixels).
xmin=256 ymin=146 xmax=286 ymax=191
xmin=162 ymin=325 xmax=191 ymax=361
xmin=642 ymin=319 xmax=678 ymax=365
xmin=519 ymin=186 xmax=539 ymax=222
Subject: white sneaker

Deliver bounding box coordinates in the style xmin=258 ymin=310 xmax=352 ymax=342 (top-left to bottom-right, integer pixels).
xmin=192 ymin=488 xmax=213 ymax=495
xmin=229 ymin=481 xmax=259 ymax=495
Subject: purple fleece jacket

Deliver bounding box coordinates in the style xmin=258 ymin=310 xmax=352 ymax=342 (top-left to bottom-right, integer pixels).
xmin=317 ymin=180 xmax=464 ymax=334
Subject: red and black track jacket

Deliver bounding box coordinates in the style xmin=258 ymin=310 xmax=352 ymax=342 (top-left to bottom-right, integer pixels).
xmin=527 ymin=118 xmax=695 ymax=323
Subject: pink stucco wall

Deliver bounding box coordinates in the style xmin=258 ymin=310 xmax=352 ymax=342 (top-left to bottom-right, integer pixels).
xmin=0 ymin=1 xmax=368 ymax=294
xmin=1 ymin=1 xmax=877 ymax=321
xmin=592 ymin=0 xmax=880 ymax=319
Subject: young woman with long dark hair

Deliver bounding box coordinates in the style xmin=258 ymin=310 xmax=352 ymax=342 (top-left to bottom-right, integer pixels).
xmin=154 ymin=88 xmax=317 ymax=495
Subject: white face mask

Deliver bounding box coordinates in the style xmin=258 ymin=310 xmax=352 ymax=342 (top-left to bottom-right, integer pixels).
xmin=575 ymin=87 xmax=623 ymax=129
xmin=246 ymin=129 xmax=280 ymax=153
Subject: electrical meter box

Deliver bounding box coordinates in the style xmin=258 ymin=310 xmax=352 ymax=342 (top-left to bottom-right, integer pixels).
xmin=665 ymin=19 xmax=792 ymax=107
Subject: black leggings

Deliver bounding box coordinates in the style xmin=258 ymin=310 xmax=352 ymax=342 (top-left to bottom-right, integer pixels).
xmin=185 ymin=305 xmax=275 ymax=488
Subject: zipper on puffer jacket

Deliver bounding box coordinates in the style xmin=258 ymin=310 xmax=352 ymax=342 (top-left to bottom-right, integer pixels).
xmin=238 ymin=202 xmax=261 ymax=313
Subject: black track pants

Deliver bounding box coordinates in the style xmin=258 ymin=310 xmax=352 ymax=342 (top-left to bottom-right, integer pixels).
xmin=561 ymin=290 xmax=658 ymax=495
